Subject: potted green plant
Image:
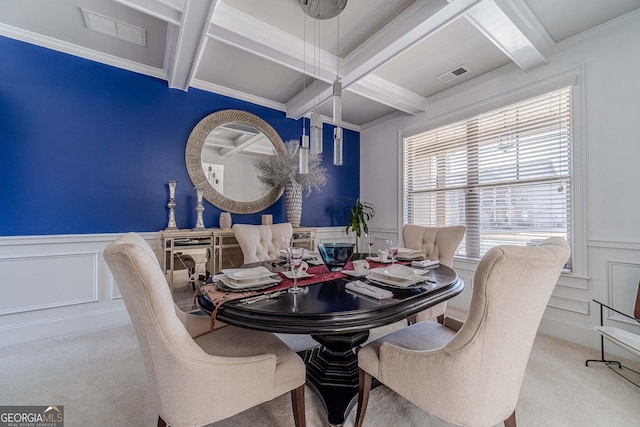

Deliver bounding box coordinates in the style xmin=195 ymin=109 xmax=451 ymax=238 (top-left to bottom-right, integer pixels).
xmin=345 ymin=198 xmax=376 ymax=252
xmin=254 ymin=140 xmax=327 ymax=227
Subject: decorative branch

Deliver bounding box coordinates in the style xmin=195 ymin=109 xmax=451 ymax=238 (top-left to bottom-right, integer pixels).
xmin=254 ymin=140 xmax=328 ymax=196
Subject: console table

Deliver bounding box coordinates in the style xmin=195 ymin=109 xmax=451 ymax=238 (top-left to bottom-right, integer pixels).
xmin=161 ymin=227 xmax=316 ymax=289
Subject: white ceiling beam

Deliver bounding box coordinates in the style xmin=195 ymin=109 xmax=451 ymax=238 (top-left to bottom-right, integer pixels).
xmin=209 ymin=3 xmax=336 ymax=81
xmin=113 ymin=0 xmax=182 ymax=26
xmin=286 ymin=0 xmax=481 ymax=119
xmin=165 ymin=0 xmax=218 ymax=91
xmin=460 ymin=0 xmax=555 ymax=71
xmin=220 ymin=133 xmax=267 ymax=158
xmin=209 ymin=2 xmax=429 ymax=117
xmin=350 ymin=76 xmax=428 ymax=115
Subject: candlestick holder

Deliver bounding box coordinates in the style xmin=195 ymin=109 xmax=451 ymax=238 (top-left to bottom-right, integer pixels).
xmin=194 ymin=186 xmax=206 ymax=229
xmin=166 ymin=181 xmax=178 ymax=229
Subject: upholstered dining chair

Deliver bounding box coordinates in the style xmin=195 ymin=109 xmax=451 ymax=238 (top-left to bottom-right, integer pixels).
xmin=402 ymin=224 xmax=466 ymax=323
xmin=233 ymin=222 xmax=293 ymax=264
xmin=355 ymin=237 xmax=570 ymax=427
xmin=104 ymin=232 xmax=306 ymax=427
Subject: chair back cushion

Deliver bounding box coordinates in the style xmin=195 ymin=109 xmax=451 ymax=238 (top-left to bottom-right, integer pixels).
xmin=402 ymin=225 xmax=465 ymax=267
xmin=377 ymin=237 xmax=570 ymax=426
xmin=403 ymin=225 xmax=466 ymax=321
xmin=104 ymin=233 xmax=213 ymax=420
xmin=233 ymin=223 xmax=293 ymax=264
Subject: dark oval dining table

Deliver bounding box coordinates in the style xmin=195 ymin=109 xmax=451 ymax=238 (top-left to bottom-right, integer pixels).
xmin=196 ymin=258 xmax=464 ymax=425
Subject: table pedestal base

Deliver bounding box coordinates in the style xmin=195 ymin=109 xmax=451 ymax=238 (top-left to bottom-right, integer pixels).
xmin=301 ymin=331 xmax=370 ymax=425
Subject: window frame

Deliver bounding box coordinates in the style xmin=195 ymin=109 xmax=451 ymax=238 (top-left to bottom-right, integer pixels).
xmin=398 ymin=70 xmax=587 ymax=280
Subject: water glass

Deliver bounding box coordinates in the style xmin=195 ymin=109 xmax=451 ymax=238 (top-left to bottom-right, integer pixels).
xmin=288 ymin=247 xmax=305 ymax=294
xmin=386 ymin=238 xmax=398 ymax=265
xmin=281 ymin=236 xmax=292 ymax=269
xmin=365 ymin=233 xmax=376 ymax=257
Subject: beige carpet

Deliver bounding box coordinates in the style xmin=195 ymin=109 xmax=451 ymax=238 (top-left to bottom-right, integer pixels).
xmin=0 ymin=323 xmax=638 ymax=427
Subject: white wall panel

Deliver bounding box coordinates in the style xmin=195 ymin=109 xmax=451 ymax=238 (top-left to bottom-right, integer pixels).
xmin=606 ymin=261 xmax=640 ymax=325
xmin=0 ymin=233 xmax=156 ymax=348
xmin=0 ymin=252 xmax=98 ymax=315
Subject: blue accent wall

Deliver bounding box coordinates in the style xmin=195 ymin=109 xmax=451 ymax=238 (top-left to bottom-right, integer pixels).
xmin=0 ymin=36 xmax=359 ymax=236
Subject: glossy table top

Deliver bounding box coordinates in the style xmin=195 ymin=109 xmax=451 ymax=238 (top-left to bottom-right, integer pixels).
xmin=197 ymin=261 xmax=464 ymax=335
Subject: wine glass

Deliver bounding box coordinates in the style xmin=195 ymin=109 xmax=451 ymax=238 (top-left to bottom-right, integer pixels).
xmin=288 ymin=247 xmax=305 ymax=294
xmin=281 ymin=236 xmax=292 ymax=269
xmin=365 ymin=233 xmax=376 ymax=258
xmin=386 ymin=238 xmax=398 ymax=265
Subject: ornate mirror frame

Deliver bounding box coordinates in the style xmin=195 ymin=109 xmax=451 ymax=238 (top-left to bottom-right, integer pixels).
xmin=185 ymin=110 xmax=286 ymax=214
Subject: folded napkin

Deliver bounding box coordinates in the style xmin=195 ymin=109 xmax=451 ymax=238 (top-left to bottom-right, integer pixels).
xmin=345 ymin=281 xmax=393 ymax=300
xmin=411 ymin=259 xmax=440 ymax=268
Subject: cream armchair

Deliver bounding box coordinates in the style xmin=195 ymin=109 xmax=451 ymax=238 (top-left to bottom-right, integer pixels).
xmin=233 ymin=223 xmax=293 ymax=264
xmin=104 ymin=233 xmax=306 ymax=427
xmin=355 ymin=237 xmax=570 ymax=427
xmin=402 ymin=224 xmax=466 ymax=322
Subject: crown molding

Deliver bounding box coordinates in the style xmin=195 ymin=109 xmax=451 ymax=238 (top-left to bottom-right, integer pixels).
xmin=190 ymin=78 xmax=286 ymax=112
xmin=0 ymin=23 xmax=166 ymax=80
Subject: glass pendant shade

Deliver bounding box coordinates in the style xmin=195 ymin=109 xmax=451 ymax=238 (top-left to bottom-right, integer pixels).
xmin=332 ymin=80 xmax=342 ymax=125
xmin=299 ymin=134 xmax=310 ymax=174
xmin=310 ymin=111 xmax=323 ymax=154
xmin=333 ymin=127 xmax=343 ymax=166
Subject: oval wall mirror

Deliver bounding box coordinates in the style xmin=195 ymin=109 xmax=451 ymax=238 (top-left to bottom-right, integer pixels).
xmin=185 ymin=110 xmax=286 ymax=214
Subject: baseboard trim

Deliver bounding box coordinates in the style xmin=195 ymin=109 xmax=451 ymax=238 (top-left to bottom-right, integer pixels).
xmin=0 ymin=306 xmax=130 ymax=348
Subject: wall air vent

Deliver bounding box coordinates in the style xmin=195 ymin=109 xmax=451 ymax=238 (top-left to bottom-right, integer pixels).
xmin=81 ymin=9 xmax=146 ymax=47
xmin=437 ymin=65 xmax=470 ymax=83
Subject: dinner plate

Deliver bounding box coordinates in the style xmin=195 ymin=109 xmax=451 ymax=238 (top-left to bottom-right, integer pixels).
xmin=218 ymin=274 xmax=281 ymax=289
xmin=280 ymin=270 xmax=314 ymax=279
xmin=366 ymin=273 xmax=427 ymax=288
xmin=216 ymin=279 xmax=279 ymax=293
xmin=221 ymin=266 xmax=274 ymax=281
xmin=377 ymin=265 xmax=427 ymax=279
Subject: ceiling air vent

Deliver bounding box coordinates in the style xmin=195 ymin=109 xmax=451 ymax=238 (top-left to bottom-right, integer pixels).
xmin=437 ymin=65 xmax=470 ymax=83
xmin=81 ymin=9 xmax=146 ymax=47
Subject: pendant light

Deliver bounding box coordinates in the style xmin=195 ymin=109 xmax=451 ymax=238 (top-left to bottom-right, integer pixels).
xmin=298 ymin=0 xmax=347 ymax=165
xmin=333 ymin=12 xmax=343 ymax=165
xmin=299 ymin=12 xmax=310 ymax=174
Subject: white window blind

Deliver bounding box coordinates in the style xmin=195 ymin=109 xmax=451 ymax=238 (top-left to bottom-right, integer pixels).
xmin=403 ymin=86 xmax=572 ymax=269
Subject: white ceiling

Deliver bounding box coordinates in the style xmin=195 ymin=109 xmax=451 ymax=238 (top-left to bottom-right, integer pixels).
xmin=1 ymin=0 xmax=639 ymax=129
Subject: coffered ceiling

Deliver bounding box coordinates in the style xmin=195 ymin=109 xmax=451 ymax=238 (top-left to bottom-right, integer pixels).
xmin=1 ymin=0 xmax=639 ymax=129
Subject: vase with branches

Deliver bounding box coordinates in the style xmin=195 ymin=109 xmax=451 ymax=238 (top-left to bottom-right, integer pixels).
xmin=254 ymin=140 xmax=327 ymax=226
xmin=345 ymin=198 xmax=376 ymax=252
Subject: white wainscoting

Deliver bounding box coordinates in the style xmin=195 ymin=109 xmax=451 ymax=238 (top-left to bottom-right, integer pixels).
xmin=2 ymin=232 xmax=639 ymax=362
xmin=0 ymin=229 xmax=355 ymax=348
xmin=364 ymin=229 xmax=640 ymax=361
xmin=315 ymin=226 xmax=356 ymax=246
xmin=0 ymin=233 xmax=158 ymax=348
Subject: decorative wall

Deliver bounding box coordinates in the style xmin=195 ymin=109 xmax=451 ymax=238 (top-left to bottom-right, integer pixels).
xmin=0 ymin=36 xmax=359 ymax=236
xmin=0 ymin=36 xmax=359 ymax=346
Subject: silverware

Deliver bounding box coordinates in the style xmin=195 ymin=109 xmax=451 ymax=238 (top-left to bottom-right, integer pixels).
xmin=240 ymin=291 xmax=283 ymax=304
